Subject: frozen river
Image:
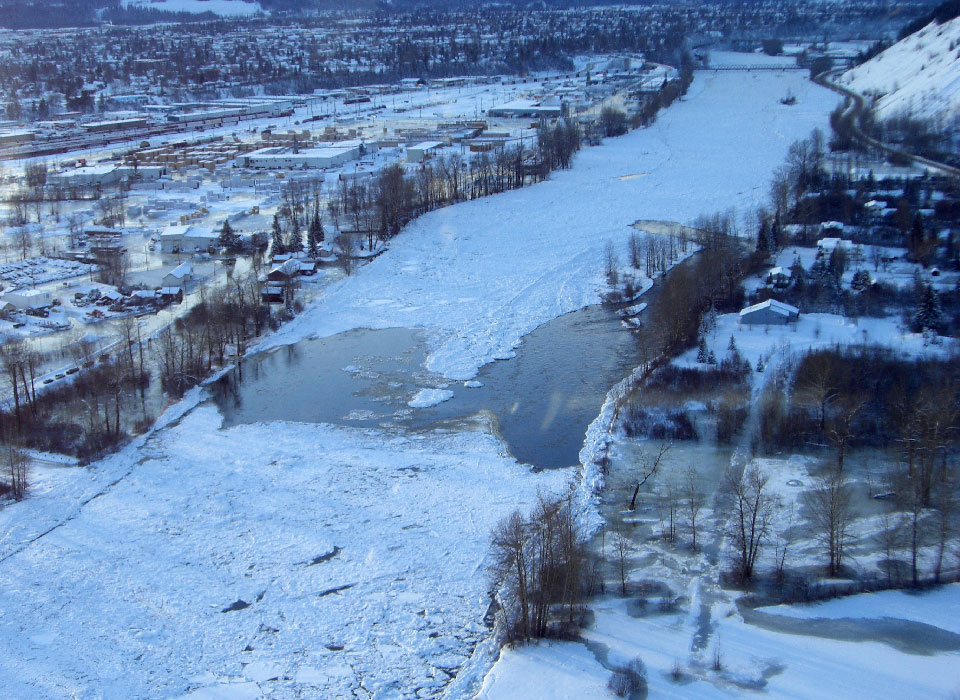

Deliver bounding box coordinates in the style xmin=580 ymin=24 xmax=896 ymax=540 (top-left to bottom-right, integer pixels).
xmin=0 ymin=54 xmax=840 ymax=699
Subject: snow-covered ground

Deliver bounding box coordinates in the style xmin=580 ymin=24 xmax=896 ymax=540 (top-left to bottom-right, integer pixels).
xmin=120 ymin=0 xmax=264 ymax=17
xmin=758 ymin=584 xmax=960 ymax=634
xmin=481 ymin=512 xmax=960 ymax=700
xmin=0 ymin=405 xmax=571 ymax=698
xmin=0 ymin=55 xmax=841 ymax=698
xmin=839 ymin=16 xmax=960 ymax=124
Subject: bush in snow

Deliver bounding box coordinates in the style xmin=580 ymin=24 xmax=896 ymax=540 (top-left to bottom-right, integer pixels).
xmin=607 ymin=657 xmax=647 ymax=697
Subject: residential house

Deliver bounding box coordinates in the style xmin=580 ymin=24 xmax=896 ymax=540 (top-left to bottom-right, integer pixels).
xmin=739 ymin=299 xmax=800 ymax=325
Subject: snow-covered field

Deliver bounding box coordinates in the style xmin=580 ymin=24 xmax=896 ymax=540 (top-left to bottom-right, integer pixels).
xmin=840 ymin=16 xmax=960 ymax=124
xmin=480 ymin=588 xmax=960 ymax=699
xmin=0 ymin=56 xmax=841 ymax=698
xmin=120 ymin=0 xmax=264 ymax=17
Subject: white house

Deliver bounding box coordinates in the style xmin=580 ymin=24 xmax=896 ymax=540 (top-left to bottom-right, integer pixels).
xmin=162 ymin=262 xmax=193 ymax=290
xmin=739 ymin=299 xmax=799 ymax=325
xmin=817 ymin=237 xmax=849 ymax=256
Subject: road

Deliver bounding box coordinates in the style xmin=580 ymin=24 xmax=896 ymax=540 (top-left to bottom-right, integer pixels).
xmin=814 ymin=70 xmax=960 ymax=178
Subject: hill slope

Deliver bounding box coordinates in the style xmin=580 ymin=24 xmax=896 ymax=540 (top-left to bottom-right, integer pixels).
xmin=839 ymin=15 xmax=960 ymax=126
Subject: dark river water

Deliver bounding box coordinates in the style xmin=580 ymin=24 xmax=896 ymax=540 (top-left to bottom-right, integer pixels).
xmin=209 ymin=304 xmax=642 ymax=469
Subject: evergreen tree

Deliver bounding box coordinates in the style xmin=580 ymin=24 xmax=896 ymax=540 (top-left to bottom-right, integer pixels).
xmin=696 ymin=335 xmax=709 ymax=363
xmin=850 ymin=269 xmax=871 ymax=292
xmin=913 ymin=283 xmax=943 ymax=333
xmin=307 ymin=206 xmax=324 ymax=259
xmin=271 ymin=213 xmax=285 ymax=256
xmin=789 ymin=254 xmax=806 ymax=292
xmin=755 ymin=217 xmax=771 ymax=258
xmin=909 ymin=213 xmax=925 ymax=261
xmin=288 ymin=225 xmax=303 ymax=256
xmin=218 ymin=219 xmax=240 ymax=252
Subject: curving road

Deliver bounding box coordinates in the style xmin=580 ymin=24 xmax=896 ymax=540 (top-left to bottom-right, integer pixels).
xmin=814 ymin=70 xmax=960 ymax=178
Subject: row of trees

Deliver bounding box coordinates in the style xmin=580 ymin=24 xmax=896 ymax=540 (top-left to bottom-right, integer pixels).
xmin=321 ymin=124 xmax=583 ymax=250
xmin=632 ymin=215 xmax=750 ymax=366
xmin=156 ymin=271 xmax=272 ymax=397
xmin=0 ymin=318 xmax=151 ymax=462
xmin=491 ymin=495 xmax=595 ymax=642
xmin=721 ymin=450 xmax=958 ymax=587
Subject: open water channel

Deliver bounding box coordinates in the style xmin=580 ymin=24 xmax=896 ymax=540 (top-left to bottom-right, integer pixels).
xmin=210 ymin=303 xmax=642 ymax=469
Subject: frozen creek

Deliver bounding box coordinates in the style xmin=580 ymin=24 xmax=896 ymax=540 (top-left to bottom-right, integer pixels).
xmin=0 ymin=54 xmax=839 ymax=699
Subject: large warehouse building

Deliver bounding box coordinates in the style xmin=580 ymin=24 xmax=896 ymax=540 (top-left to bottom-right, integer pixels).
xmin=238 ymin=142 xmax=362 ymax=169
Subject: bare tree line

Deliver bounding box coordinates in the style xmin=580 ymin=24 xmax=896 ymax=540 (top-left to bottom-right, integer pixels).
xmin=491 ymin=494 xmax=597 ymax=643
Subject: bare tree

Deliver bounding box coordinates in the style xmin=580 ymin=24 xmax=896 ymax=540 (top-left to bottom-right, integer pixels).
xmin=13 ymin=225 xmax=32 ymax=261
xmin=628 ymin=442 xmax=671 ymax=510
xmin=656 ymin=481 xmax=679 ymax=544
xmin=6 ymin=446 xmax=28 ymax=500
xmin=604 ymin=240 xmax=619 ymax=289
xmin=682 ymin=465 xmax=706 ymax=551
xmin=1 ymin=338 xmax=28 ymax=434
xmin=794 ymin=360 xmax=837 ymax=437
xmin=827 ymin=394 xmax=866 ymax=474
xmin=876 ymin=510 xmax=905 ymax=586
xmin=889 ymin=460 xmax=928 ymax=586
xmin=773 ymin=502 xmax=797 ymax=583
xmin=492 ymin=510 xmax=529 ymax=640
xmin=334 ymin=234 xmax=357 ymax=276
xmin=490 ymin=495 xmax=590 ymax=642
xmin=628 ymin=232 xmax=643 ymax=270
xmin=613 ymin=527 xmax=630 ymax=596
xmin=723 ymin=464 xmax=776 ymax=582
xmin=806 ymin=471 xmax=855 ymax=576
xmin=932 ymin=472 xmax=957 ymax=583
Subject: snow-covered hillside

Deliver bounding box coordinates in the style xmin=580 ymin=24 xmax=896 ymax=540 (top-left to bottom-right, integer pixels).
xmin=839 ymin=16 xmax=960 ymax=125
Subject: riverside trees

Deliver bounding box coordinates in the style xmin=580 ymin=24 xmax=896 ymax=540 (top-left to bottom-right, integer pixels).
xmin=491 ymin=495 xmax=593 ymax=642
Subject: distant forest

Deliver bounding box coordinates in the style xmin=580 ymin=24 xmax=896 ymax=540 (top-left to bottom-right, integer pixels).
xmin=0 ymin=0 xmax=939 ymax=30
xmin=0 ymin=0 xmax=654 ymax=30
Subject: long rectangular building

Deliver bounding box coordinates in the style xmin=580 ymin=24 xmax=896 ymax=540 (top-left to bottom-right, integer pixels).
xmin=239 ymin=143 xmax=361 ymax=170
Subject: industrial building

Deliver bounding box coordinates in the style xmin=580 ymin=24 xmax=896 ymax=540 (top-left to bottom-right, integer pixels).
xmin=406 ymin=141 xmax=444 ymax=162
xmin=487 ymin=97 xmax=564 ymax=119
xmin=238 ymin=142 xmax=362 ymax=169
xmin=159 ymin=226 xmax=219 ymax=254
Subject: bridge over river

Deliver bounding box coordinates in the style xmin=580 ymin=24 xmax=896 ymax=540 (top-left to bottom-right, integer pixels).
xmin=695 ymin=63 xmax=806 ymax=71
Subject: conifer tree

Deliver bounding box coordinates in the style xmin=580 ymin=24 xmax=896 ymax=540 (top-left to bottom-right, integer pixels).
xmin=696 ymin=335 xmax=709 ymax=363
xmin=218 ymin=219 xmax=240 ymax=252
xmin=307 ymin=205 xmax=324 ymax=259
xmin=271 ymin=213 xmax=285 ymax=256
xmin=913 ymin=283 xmax=943 ymax=333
